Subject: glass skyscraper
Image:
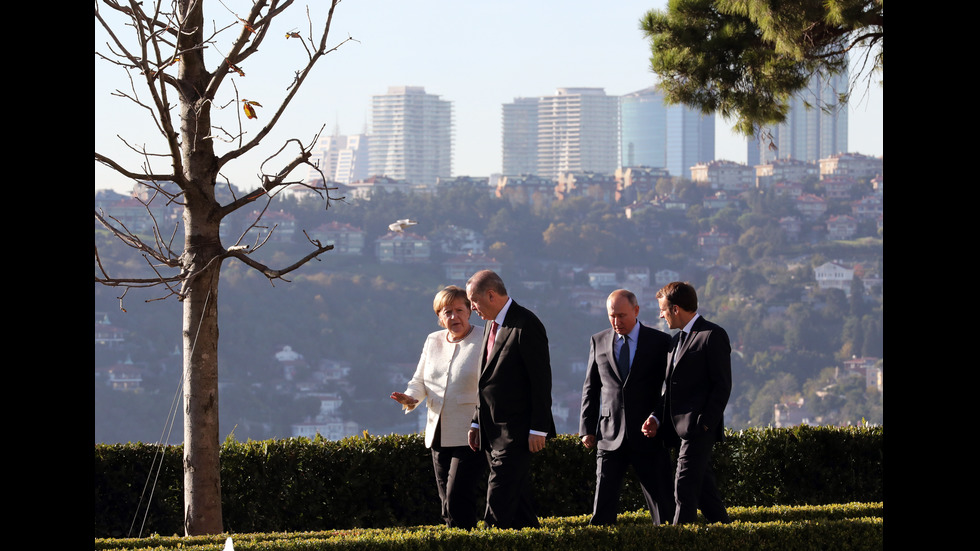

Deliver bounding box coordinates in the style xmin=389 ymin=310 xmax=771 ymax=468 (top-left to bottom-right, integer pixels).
xmin=620 ymin=87 xmax=714 ymax=179
xmin=749 ymin=70 xmax=848 ymax=164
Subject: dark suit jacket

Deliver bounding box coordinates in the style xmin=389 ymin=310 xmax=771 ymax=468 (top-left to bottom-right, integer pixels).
xmin=660 ymin=316 xmax=732 ymax=442
xmin=580 ymin=323 xmax=672 ymax=451
xmin=473 ymin=301 xmax=556 ymax=452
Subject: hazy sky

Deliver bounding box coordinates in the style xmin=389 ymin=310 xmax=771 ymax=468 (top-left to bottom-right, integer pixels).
xmin=95 ymin=0 xmax=883 ymax=194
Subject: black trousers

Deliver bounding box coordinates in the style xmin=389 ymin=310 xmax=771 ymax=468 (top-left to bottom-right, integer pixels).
xmin=483 ymin=445 xmax=540 ymax=529
xmin=590 ymin=438 xmax=675 ymax=525
xmin=672 ymin=429 xmax=730 ymax=524
xmin=430 ymin=422 xmax=483 ymax=529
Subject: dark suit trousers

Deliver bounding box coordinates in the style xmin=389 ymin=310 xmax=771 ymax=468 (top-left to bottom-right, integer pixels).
xmin=591 ymin=440 xmax=675 ymax=525
xmin=484 ymin=446 xmax=540 ymax=529
xmin=430 ymin=422 xmax=483 ymax=529
xmin=673 ymin=430 xmax=730 ymax=524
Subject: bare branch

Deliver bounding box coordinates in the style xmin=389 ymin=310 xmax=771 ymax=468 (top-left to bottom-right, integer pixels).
xmin=95 ymin=208 xmax=180 ymax=267
xmin=205 ymin=0 xmax=288 ymax=100
xmin=217 ymin=0 xmax=352 ymax=168
xmin=96 ymin=151 xmax=174 ymax=182
xmin=229 ymin=242 xmax=333 ymax=284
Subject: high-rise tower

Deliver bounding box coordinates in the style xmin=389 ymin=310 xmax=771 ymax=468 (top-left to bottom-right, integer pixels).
xmin=308 ymin=132 xmax=370 ymax=185
xmin=749 ymin=71 xmax=848 ymax=164
xmin=533 ymin=88 xmax=619 ymax=180
xmin=620 ymin=87 xmax=714 ymax=179
xmin=369 ymin=86 xmax=453 ymax=185
xmin=501 ymin=97 xmax=539 ymax=175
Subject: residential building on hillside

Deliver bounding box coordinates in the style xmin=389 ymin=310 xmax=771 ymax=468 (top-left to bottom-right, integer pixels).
xmin=851 ymin=195 xmax=883 ymax=221
xmin=779 ymin=216 xmax=802 ymax=242
xmin=369 ymin=86 xmax=453 ymax=185
xmin=774 ymin=397 xmax=812 ymax=428
xmin=702 ymin=190 xmax=740 ymax=211
xmin=822 ymin=177 xmax=857 ymax=199
xmin=654 ymin=269 xmax=680 ymax=287
xmin=376 ymin=231 xmax=431 ymax=263
xmin=755 ymin=158 xmax=818 ymax=188
xmin=614 ymin=166 xmax=669 ymax=204
xmin=691 ymin=160 xmax=755 ymax=191
xmin=437 ymin=225 xmax=485 ymax=256
xmin=698 ymin=228 xmax=734 ymax=259
xmin=554 ymin=171 xmax=617 ymax=203
xmin=826 ymin=214 xmax=858 ymax=240
xmin=435 ymin=175 xmax=490 ymax=187
xmin=241 ymin=210 xmax=295 ymax=243
xmin=314 ymin=221 xmax=365 ymax=255
xmin=842 ymin=356 xmax=882 ymax=393
xmin=819 ymin=152 xmax=883 ymax=180
xmin=495 ymin=174 xmax=556 ymax=211
xmin=443 ymin=254 xmax=501 ymax=284
xmin=95 ymin=194 xmax=179 ymax=234
xmin=95 ymin=314 xmax=127 ymax=347
xmin=814 ymin=261 xmax=854 ymax=294
xmin=795 ymin=193 xmax=828 ymax=220
xmin=347 ymin=175 xmax=414 ymax=199
xmin=773 ymin=181 xmax=804 ymax=198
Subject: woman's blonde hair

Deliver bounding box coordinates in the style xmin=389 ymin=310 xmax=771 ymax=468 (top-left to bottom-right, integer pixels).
xmin=433 ymin=285 xmax=471 ymax=328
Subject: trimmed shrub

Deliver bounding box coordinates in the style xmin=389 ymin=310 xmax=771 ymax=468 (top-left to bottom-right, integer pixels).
xmin=95 ymin=426 xmax=882 ymax=537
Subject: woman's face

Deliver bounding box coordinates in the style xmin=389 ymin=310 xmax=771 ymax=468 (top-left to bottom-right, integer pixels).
xmin=439 ymin=298 xmax=472 ymax=339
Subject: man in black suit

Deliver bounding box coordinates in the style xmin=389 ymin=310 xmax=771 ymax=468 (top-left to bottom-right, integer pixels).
xmin=643 ymin=281 xmax=731 ymax=525
xmin=580 ymin=289 xmax=675 ymax=525
xmin=466 ymin=270 xmax=555 ymax=529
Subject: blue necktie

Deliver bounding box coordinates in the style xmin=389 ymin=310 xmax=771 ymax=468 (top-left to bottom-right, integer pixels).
xmin=617 ymin=335 xmax=630 ymax=379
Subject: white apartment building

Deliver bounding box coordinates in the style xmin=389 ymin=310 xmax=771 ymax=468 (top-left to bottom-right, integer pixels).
xmin=534 ymin=88 xmax=619 ymax=181
xmin=369 ymin=86 xmax=453 ymax=186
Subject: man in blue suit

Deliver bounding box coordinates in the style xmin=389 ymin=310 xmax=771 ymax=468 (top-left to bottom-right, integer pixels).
xmin=643 ymin=281 xmax=731 ymax=525
xmin=580 ymin=289 xmax=675 ymax=525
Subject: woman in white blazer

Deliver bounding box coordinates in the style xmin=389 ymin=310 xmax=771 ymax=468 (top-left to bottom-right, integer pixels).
xmin=390 ymin=285 xmax=484 ymax=528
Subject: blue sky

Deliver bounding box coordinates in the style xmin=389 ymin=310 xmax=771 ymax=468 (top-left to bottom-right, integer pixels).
xmin=95 ymin=0 xmax=882 ymax=194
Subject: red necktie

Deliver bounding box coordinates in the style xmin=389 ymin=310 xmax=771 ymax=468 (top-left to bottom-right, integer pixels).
xmin=486 ymin=321 xmax=498 ymax=364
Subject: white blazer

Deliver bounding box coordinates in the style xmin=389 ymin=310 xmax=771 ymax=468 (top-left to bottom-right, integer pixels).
xmin=401 ymin=327 xmax=482 ymax=448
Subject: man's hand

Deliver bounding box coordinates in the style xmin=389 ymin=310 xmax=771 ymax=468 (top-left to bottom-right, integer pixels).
xmin=529 ymin=433 xmax=546 ymax=453
xmin=468 ymin=427 xmax=480 ymax=452
xmin=580 ymin=434 xmax=596 ymax=449
xmin=641 ymin=415 xmax=659 ymax=438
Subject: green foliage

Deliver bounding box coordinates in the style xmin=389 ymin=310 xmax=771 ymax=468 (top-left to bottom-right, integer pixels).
xmin=95 ymin=503 xmax=883 ymax=550
xmin=641 ymin=0 xmax=883 ymax=135
xmin=96 ymin=428 xmax=881 ymax=537
xmin=717 ymin=425 xmax=882 ymax=506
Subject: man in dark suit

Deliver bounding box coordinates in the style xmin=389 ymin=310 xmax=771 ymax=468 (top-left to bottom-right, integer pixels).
xmin=580 ymin=289 xmax=675 ymax=525
xmin=466 ymin=270 xmax=555 ymax=529
xmin=643 ymin=281 xmax=731 ymax=525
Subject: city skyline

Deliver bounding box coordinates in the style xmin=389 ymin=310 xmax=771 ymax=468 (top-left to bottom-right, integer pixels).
xmin=95 ymin=1 xmax=883 ymax=195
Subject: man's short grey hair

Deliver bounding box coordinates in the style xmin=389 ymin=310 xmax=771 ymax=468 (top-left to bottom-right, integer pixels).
xmin=467 ymin=269 xmax=508 ymax=296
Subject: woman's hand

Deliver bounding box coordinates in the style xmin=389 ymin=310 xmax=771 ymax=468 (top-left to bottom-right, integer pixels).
xmin=390 ymin=392 xmax=419 ymax=406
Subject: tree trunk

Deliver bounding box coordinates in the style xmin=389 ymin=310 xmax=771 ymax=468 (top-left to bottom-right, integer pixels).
xmin=181 ymin=203 xmax=224 ymax=536
xmin=178 ymin=0 xmax=224 ymax=536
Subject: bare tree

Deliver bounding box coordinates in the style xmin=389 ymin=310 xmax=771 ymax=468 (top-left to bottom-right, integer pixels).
xmin=95 ymin=0 xmax=353 ymax=536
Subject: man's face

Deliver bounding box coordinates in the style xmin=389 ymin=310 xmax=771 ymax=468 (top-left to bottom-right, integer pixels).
xmin=607 ymin=295 xmax=639 ymax=336
xmin=466 ymin=284 xmax=496 ymax=321
xmin=658 ymin=297 xmax=681 ymax=330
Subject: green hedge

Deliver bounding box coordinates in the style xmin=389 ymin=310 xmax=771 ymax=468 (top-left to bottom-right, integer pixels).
xmin=95 ymin=426 xmax=882 ymax=537
xmin=95 ymin=503 xmax=883 ymax=550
